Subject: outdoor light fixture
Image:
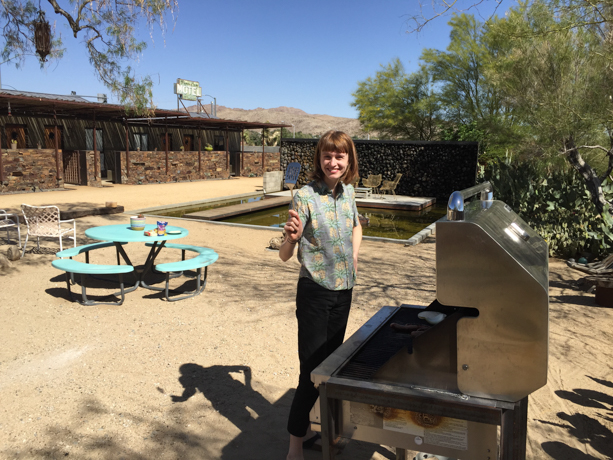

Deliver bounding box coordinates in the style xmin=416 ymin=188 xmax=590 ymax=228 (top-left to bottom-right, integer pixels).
xmin=34 ymin=10 xmax=51 ymax=62
xmin=203 ymin=94 xmax=216 ymax=117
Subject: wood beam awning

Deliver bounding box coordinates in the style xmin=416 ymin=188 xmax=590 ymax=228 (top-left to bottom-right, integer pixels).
xmin=126 ymin=115 xmax=289 ymax=131
xmin=0 ymin=90 xmax=291 ymax=131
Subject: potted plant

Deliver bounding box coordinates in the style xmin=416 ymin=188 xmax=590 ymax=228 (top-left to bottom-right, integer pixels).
xmin=10 ymin=140 xmax=17 ymax=150
xmin=204 ymin=143 xmax=213 ymax=151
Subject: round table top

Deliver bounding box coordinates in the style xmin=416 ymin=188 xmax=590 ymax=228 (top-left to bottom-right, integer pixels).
xmin=85 ymin=224 xmax=188 ymax=243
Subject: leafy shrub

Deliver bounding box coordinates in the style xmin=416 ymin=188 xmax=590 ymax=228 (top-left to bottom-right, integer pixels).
xmin=482 ymin=157 xmax=613 ymax=258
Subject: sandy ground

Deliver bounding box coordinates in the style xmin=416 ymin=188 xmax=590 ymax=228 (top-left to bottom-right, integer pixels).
xmin=0 ymin=178 xmax=612 ymax=460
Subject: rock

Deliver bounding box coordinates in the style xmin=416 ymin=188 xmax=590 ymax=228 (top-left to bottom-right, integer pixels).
xmin=268 ymin=236 xmax=284 ymax=250
xmin=6 ymin=246 xmax=21 ymax=261
xmin=269 ymin=230 xmax=288 ymax=250
xmin=0 ymin=253 xmax=13 ymax=269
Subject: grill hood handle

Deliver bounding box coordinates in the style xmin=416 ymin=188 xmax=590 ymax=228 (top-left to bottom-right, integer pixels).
xmin=447 ymin=182 xmax=493 ymax=221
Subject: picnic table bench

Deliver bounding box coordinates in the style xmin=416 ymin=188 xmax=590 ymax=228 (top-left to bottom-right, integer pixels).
xmin=145 ymin=242 xmax=219 ymax=301
xmin=52 ymin=258 xmax=134 ymax=306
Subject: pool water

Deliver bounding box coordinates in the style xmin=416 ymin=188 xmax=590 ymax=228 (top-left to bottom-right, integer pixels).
xmin=221 ymin=204 xmax=446 ymax=239
xmin=154 ymin=195 xmax=264 ymax=218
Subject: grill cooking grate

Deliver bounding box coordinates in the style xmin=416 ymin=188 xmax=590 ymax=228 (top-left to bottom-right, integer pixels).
xmin=336 ymin=307 xmax=430 ymax=381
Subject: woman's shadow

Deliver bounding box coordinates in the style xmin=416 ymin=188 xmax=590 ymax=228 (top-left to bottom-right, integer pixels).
xmin=170 ymin=363 xmax=293 ymax=459
xmin=170 ymin=363 xmax=394 ymax=459
xmin=171 ymin=363 xmax=274 ymax=426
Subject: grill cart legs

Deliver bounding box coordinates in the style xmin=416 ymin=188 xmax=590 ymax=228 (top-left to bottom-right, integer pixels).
xmin=501 ymin=397 xmax=528 ymax=459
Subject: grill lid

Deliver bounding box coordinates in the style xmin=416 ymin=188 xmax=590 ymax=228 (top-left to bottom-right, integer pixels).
xmin=436 ymin=198 xmax=549 ymax=402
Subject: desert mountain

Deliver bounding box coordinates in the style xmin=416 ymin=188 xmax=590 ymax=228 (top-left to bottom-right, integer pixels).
xmin=186 ymin=104 xmax=366 ymax=138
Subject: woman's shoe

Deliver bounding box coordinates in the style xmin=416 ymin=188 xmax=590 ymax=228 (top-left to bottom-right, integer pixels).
xmin=302 ymin=432 xmax=322 ymax=451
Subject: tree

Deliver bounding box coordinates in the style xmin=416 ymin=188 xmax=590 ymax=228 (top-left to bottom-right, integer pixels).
xmin=487 ymin=1 xmax=613 ymax=214
xmin=405 ymin=0 xmax=505 ymax=33
xmin=0 ymin=0 xmax=178 ymax=114
xmin=281 ymin=127 xmax=313 ymax=139
xmin=351 ymin=59 xmax=441 ymax=140
xmin=242 ymin=130 xmax=262 ymax=146
xmin=404 ymin=0 xmax=613 ymax=225
xmin=420 ymin=13 xmax=517 ymax=157
xmin=261 ymin=124 xmax=280 ymax=146
xmin=407 ymin=0 xmax=613 ymax=39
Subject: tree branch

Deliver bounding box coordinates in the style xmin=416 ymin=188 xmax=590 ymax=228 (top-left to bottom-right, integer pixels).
xmin=564 ymin=138 xmax=611 ymax=214
xmin=405 ymin=0 xmax=501 ymax=34
xmin=46 ymin=0 xmax=80 ymax=37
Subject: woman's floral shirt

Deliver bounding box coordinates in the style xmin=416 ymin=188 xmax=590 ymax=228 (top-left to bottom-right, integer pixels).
xmin=293 ymin=180 xmax=359 ymax=291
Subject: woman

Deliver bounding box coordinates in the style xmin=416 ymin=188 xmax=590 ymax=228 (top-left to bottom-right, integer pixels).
xmin=279 ymin=130 xmax=362 ymax=460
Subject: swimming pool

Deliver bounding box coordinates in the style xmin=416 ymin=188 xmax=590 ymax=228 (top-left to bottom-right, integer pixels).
xmin=153 ymin=194 xmax=264 ymax=218
xmin=152 ymin=194 xmax=444 ymax=240
xmin=220 ymin=204 xmax=445 ymax=240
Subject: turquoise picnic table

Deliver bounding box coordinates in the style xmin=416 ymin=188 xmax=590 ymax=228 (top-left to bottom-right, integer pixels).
xmin=85 ymin=223 xmax=189 ymax=291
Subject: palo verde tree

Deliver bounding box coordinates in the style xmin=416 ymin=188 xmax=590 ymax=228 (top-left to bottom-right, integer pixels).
xmin=420 ymin=13 xmax=518 ymax=160
xmin=351 ymin=59 xmax=441 ymax=140
xmin=407 ymin=1 xmax=613 ymax=216
xmin=0 ymin=0 xmax=178 ymax=114
xmin=351 ymin=14 xmax=515 ymax=160
xmin=487 ymin=1 xmax=613 ymax=217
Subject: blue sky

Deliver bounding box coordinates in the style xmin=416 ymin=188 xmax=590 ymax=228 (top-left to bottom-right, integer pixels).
xmin=0 ymin=0 xmax=514 ymax=119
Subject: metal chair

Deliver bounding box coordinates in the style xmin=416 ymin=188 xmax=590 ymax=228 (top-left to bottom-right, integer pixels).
xmin=21 ymin=204 xmax=76 ymax=257
xmin=362 ymin=174 xmax=382 ymax=197
xmin=379 ymin=173 xmax=403 ymax=199
xmin=0 ymin=210 xmax=21 ymax=247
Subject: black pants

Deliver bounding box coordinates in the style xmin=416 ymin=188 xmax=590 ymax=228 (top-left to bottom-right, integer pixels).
xmin=287 ymin=277 xmax=352 ymax=437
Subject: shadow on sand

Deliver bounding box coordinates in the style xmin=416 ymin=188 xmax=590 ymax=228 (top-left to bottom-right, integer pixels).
xmin=539 ymin=377 xmax=613 ymax=460
xmin=171 ymin=363 xmax=395 ymax=459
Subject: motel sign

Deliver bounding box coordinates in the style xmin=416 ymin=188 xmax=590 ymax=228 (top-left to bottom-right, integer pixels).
xmin=173 ymin=79 xmax=202 ymax=101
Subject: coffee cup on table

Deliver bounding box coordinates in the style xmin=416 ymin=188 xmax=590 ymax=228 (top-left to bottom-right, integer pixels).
xmin=130 ymin=215 xmax=146 ymax=230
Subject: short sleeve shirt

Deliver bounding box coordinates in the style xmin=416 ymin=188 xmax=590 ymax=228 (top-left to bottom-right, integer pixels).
xmin=292 ymin=180 xmax=360 ymax=291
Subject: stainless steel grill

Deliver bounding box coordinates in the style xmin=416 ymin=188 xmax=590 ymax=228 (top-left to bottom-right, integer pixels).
xmin=310 ymin=183 xmax=549 ymax=460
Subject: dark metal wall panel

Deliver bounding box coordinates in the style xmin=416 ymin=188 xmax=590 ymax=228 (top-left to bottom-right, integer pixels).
xmin=0 ymin=116 xmax=242 ymax=153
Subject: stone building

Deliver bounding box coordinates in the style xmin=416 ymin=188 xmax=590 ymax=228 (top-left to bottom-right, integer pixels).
xmin=0 ymin=90 xmax=286 ymax=193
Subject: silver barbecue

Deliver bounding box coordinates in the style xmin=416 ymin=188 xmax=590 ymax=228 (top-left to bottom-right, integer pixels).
xmin=310 ymin=182 xmax=549 ymax=460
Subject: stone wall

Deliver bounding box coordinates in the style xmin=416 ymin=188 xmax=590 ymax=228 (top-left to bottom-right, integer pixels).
xmin=115 ymin=150 xmax=230 ymax=185
xmin=240 ymin=152 xmax=280 ymax=177
xmin=280 ymin=139 xmax=479 ymax=201
xmin=0 ymin=147 xmax=283 ymax=192
xmin=0 ymin=148 xmax=64 ymax=193
xmin=85 ymin=151 xmax=102 ymax=187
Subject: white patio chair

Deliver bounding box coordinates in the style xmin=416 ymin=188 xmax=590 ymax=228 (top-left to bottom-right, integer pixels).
xmin=21 ymin=204 xmax=76 ymax=257
xmin=0 ymin=210 xmax=21 ymax=247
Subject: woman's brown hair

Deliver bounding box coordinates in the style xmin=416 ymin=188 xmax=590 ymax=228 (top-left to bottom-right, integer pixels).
xmin=311 ymin=130 xmax=359 ymax=185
